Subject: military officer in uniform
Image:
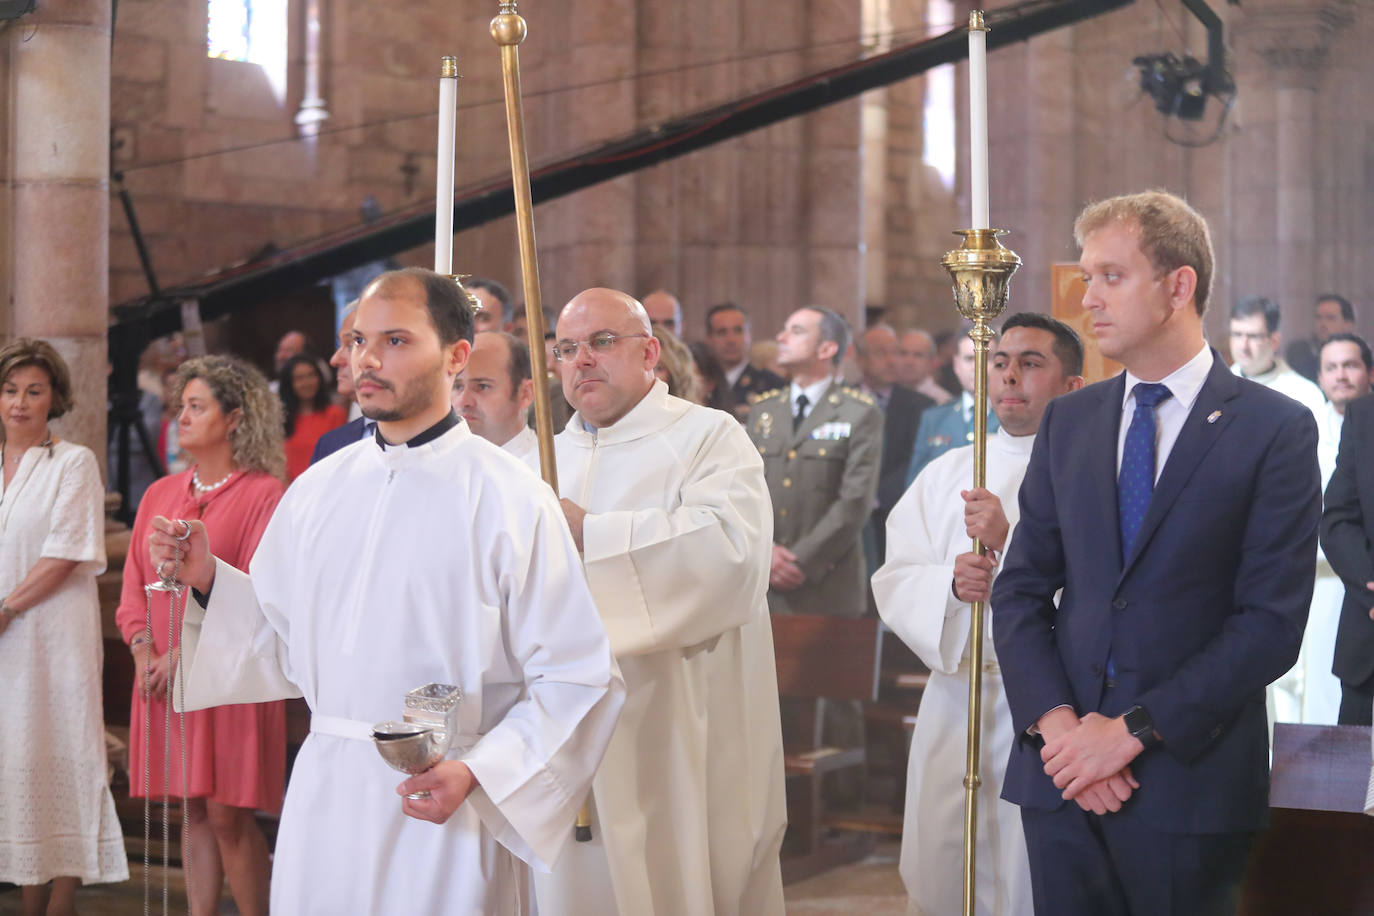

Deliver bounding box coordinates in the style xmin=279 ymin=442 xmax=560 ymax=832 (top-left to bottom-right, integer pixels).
xmin=705 ymin=302 xmax=785 ymax=421
xmin=750 ymin=306 xmax=883 ymax=618
xmin=905 ymin=331 xmax=1000 ymax=486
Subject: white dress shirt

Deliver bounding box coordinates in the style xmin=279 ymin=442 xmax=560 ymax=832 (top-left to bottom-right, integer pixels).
xmin=1117 ymin=342 xmax=1213 ymax=481
xmin=790 ymin=376 xmax=835 ymax=422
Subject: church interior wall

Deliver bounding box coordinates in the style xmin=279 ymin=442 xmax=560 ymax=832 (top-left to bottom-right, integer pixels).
xmin=1 ymin=0 xmax=1368 ymax=406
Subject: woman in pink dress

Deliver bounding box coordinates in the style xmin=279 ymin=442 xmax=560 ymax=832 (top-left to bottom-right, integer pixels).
xmin=116 ymin=355 xmax=286 ymax=916
xmin=278 ymin=353 xmax=346 ymax=481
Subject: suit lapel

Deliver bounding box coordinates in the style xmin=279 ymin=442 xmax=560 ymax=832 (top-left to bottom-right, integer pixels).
xmin=1120 ymin=353 xmax=1240 ymax=577
xmin=1093 ymin=375 xmax=1127 ymax=579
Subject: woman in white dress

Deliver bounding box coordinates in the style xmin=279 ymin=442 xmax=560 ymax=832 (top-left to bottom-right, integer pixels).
xmin=0 ymin=338 xmax=128 ymax=915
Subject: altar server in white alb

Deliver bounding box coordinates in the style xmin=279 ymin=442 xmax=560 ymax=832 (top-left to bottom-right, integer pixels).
xmin=148 ymin=268 xmax=624 ymax=915
xmin=872 ymin=313 xmax=1084 ymax=916
xmin=532 ymin=288 xmax=787 ymax=916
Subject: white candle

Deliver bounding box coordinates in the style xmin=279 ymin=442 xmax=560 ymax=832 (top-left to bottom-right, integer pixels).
xmin=968 ymin=12 xmax=989 ymax=230
xmin=434 ymin=56 xmax=459 ymax=274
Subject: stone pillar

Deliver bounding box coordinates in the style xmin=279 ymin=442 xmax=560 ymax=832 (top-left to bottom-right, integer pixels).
xmin=803 ymin=2 xmax=866 ymax=326
xmin=6 ymin=0 xmax=111 ymax=468
xmin=1235 ymin=0 xmax=1352 ymax=344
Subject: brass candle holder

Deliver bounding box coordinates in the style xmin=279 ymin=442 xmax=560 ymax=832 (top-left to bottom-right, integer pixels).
xmin=940 ymin=227 xmax=1020 ymax=916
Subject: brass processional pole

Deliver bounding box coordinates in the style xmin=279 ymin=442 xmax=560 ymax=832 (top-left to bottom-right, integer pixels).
xmin=491 ymin=0 xmax=558 ymax=488
xmin=491 ymin=1 xmax=593 ymax=841
xmin=944 ymin=11 xmax=1020 ymax=916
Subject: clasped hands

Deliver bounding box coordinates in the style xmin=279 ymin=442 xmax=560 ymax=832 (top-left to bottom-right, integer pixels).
xmin=770 ymin=545 xmax=805 ymax=591
xmin=1037 ymin=706 xmax=1143 ymax=816
xmin=132 ymin=644 xmax=180 ymax=696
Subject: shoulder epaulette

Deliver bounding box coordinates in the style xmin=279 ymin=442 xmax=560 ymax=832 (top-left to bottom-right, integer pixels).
xmin=750 ymin=388 xmax=784 ymax=405
xmin=841 ymin=386 xmax=876 ymax=406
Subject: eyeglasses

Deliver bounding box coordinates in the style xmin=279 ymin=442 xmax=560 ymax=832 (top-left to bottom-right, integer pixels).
xmin=551 ymin=332 xmax=650 ymax=362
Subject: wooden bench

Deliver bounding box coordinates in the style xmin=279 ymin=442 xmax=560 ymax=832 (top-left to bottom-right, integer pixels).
xmin=1238 ymin=723 xmax=1374 ymax=914
xmin=771 ymin=613 xmax=883 ymax=882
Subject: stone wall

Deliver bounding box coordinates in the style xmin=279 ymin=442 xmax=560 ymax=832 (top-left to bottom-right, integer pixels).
xmin=975 ymin=0 xmax=1372 ymax=345
xmin=67 ymin=0 xmax=1374 ymax=360
xmin=107 ymin=0 xmax=874 ymax=349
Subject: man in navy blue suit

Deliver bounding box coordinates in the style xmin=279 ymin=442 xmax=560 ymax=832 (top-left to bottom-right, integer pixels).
xmin=992 ymin=190 xmax=1321 ymax=915
xmin=311 ymin=304 xmax=372 ymax=464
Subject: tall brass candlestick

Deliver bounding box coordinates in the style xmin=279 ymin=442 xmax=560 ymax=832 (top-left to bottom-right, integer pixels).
xmin=491 ymin=0 xmax=592 ymax=841
xmin=491 ymin=0 xmax=557 ymax=491
xmin=942 ymin=228 xmax=1019 ymax=916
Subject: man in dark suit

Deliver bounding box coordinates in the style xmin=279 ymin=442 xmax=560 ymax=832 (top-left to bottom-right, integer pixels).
xmin=992 ymin=190 xmax=1321 ymax=915
xmin=1322 ymin=392 xmax=1374 ymax=725
xmin=705 ymin=303 xmax=784 ymax=420
xmin=854 ymin=323 xmax=933 ymax=561
xmin=311 ymin=304 xmax=373 ymax=464
xmin=1286 ymin=293 xmax=1357 ymax=383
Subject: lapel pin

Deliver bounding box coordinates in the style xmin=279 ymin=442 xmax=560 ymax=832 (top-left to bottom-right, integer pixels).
xmin=1207 ymin=410 xmax=1221 ymax=424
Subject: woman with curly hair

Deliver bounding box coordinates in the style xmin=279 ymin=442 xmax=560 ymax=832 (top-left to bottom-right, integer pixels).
xmin=651 ymin=326 xmax=701 ymax=404
xmin=116 ymin=355 xmax=287 ymax=916
xmin=278 ymin=353 xmax=345 ymax=481
xmin=1 ymin=338 xmax=128 ymax=915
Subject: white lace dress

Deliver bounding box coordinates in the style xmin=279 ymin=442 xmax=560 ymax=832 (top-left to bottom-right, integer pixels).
xmin=0 ymin=439 xmax=128 ymax=885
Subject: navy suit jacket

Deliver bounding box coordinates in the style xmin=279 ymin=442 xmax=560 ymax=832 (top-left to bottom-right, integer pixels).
xmin=877 ymin=385 xmax=935 ymax=517
xmin=310 ymin=416 xmax=370 ymax=465
xmin=1321 ymin=393 xmax=1374 ymax=687
xmin=992 ymin=351 xmax=1320 ymax=834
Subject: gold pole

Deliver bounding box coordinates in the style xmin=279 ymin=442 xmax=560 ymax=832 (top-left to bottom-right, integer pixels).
xmin=491 ymin=1 xmax=557 ymax=491
xmin=942 ymin=228 xmax=1019 ymax=916
xmin=491 ymin=0 xmax=592 ymax=841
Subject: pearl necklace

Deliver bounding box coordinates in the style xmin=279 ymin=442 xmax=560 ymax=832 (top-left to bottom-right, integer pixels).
xmin=192 ymin=467 xmax=234 ymax=494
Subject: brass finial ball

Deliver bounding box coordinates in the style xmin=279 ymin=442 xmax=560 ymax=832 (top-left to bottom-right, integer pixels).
xmin=490 ymin=10 xmax=527 ymax=46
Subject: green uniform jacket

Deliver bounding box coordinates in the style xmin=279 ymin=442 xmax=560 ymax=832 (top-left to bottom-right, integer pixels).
xmin=748 ymin=381 xmax=884 ymax=618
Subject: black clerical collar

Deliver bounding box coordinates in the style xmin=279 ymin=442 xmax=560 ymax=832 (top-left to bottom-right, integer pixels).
xmin=373 ymin=410 xmax=461 ymax=449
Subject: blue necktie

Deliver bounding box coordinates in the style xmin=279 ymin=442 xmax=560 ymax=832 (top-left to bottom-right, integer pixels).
xmin=1108 ymin=382 xmax=1171 ymax=682
xmin=1118 ymin=382 xmax=1172 ymax=560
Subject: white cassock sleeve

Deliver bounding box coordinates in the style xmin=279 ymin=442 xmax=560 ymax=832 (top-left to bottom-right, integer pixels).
xmin=177 ymin=556 xmax=303 ymax=712
xmin=461 ymin=492 xmax=625 ymax=871
xmin=580 ymin=420 xmax=771 ymax=658
xmin=872 ymin=459 xmax=969 ymax=675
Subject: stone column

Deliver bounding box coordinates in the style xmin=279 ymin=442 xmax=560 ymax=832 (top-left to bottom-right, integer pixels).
xmin=7 ymin=0 xmax=111 ymax=468
xmin=803 ymin=1 xmax=866 ymax=326
xmin=1235 ymin=0 xmax=1352 ymax=344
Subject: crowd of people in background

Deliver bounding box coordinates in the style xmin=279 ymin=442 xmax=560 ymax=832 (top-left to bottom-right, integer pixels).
xmin=4 ymin=204 xmax=1373 ymax=912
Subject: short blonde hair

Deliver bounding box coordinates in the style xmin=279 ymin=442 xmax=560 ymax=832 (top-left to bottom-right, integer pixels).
xmin=1074 ymin=190 xmax=1214 ymax=315
xmin=172 ymin=355 xmax=286 ymax=480
xmin=652 ymin=327 xmax=701 ymax=404
xmin=0 ymin=338 xmax=74 ymax=439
